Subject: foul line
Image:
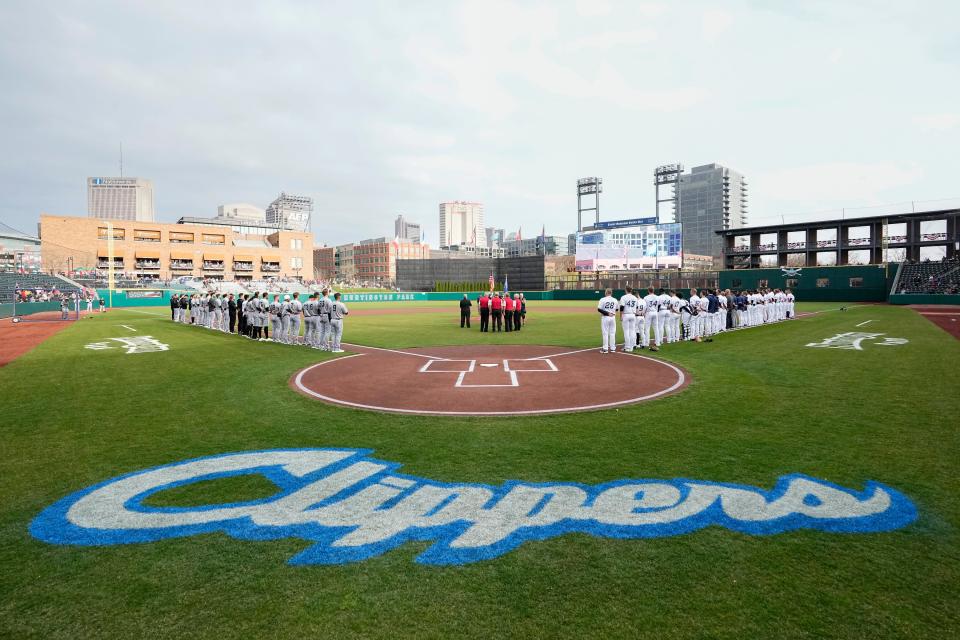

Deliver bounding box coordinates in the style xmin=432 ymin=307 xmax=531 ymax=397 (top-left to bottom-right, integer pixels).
xmin=118 ymin=324 xmax=137 ymax=331
xmin=855 ymin=320 xmax=874 ymax=327
xmin=341 ymin=342 xmax=449 ymax=360
xmin=121 ymin=309 xmax=168 ymax=316
xmin=528 ymin=346 xmax=605 ymax=360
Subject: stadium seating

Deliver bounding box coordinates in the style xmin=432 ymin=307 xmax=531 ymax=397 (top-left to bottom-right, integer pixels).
xmin=0 ymin=273 xmax=85 ymax=302
xmin=895 ymin=259 xmax=960 ymax=294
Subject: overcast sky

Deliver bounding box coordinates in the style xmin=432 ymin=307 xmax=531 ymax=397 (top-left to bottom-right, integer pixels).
xmin=1 ymin=0 xmax=958 ymax=245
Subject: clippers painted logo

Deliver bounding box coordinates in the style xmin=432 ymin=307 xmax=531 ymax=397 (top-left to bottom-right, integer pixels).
xmin=31 ymin=449 xmax=917 ymax=566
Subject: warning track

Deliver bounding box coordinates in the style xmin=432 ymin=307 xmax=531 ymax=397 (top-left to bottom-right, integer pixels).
xmin=291 ymin=344 xmax=689 ymax=416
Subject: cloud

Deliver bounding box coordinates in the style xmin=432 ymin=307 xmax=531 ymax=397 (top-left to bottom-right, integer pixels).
xmin=911 ymin=113 xmax=960 ymax=132
xmin=828 ymin=48 xmax=844 ymax=64
xmin=755 ymin=162 xmax=924 ymax=205
xmin=702 ymin=9 xmax=734 ymax=41
xmin=565 ymin=29 xmax=659 ymax=51
xmin=575 ymin=0 xmax=612 ymax=17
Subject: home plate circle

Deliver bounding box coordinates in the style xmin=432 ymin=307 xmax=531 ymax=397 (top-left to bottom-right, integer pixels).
xmin=291 ymin=344 xmax=690 ymax=416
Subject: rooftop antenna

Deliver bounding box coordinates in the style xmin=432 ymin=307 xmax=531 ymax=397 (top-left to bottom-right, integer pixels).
xmin=119 ymin=142 xmax=123 ymax=177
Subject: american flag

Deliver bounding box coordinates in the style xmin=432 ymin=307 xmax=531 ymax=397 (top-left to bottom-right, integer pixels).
xmin=488 ymin=272 xmax=494 ymax=291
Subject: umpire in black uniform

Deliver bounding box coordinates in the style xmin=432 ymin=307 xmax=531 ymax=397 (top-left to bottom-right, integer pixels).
xmin=459 ymin=294 xmax=472 ymax=328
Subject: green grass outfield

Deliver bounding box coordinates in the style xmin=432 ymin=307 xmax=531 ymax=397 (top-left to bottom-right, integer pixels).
xmin=1 ymin=303 xmax=958 ymax=639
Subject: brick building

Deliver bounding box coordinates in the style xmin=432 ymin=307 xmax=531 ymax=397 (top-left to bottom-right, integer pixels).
xmin=353 ymin=237 xmax=431 ymax=285
xmin=313 ymin=246 xmax=336 ymax=281
xmin=39 ymin=214 xmax=313 ymax=281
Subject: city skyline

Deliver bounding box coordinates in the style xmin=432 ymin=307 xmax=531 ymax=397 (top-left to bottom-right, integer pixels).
xmin=1 ymin=1 xmax=958 ymax=245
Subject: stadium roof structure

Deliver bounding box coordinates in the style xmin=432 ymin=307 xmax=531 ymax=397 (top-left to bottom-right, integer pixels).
xmin=714 ymin=206 xmax=959 ymax=269
xmin=0 ymin=222 xmax=40 ymax=244
xmin=714 ymin=206 xmax=960 ymax=236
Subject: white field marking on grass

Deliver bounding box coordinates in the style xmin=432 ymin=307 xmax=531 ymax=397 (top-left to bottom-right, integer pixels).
xmin=120 ymin=309 xmax=168 ymax=316
xmin=118 ymin=324 xmax=137 ymax=331
xmin=855 ymin=320 xmax=875 ymax=327
xmin=292 ymin=352 xmax=686 ymax=416
xmin=528 ymin=346 xmax=605 ymax=360
xmin=341 ymin=343 xmax=450 ymax=360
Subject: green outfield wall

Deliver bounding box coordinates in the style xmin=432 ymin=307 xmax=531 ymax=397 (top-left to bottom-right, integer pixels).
xmin=70 ymin=265 xmax=915 ymax=310
xmin=0 ymin=300 xmax=64 ymax=318
xmin=718 ymin=265 xmax=892 ymax=302
xmin=95 ymin=289 xmax=178 ymax=308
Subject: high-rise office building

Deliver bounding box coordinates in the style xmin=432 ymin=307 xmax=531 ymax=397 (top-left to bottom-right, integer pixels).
xmin=395 ymin=214 xmax=421 ymax=243
xmin=265 ymin=193 xmax=312 ymax=231
xmin=439 ymin=201 xmax=485 ymax=247
xmin=87 ymin=177 xmax=155 ymax=222
xmin=676 ymin=163 xmax=748 ymax=264
xmin=485 ymin=227 xmax=505 ymax=247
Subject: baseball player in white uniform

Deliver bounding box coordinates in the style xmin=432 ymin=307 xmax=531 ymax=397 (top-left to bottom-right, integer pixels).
xmin=633 ymin=295 xmax=646 ymax=349
xmin=641 ymin=287 xmax=660 ymax=350
xmin=775 ymin=289 xmax=786 ymax=321
xmin=688 ymin=289 xmax=701 ymax=340
xmin=716 ymin=291 xmax=727 ymax=334
xmin=699 ymin=292 xmax=713 ymax=338
xmin=597 ymin=288 xmax=618 ymax=353
xmin=656 ymin=289 xmax=671 ymax=346
xmin=618 ymin=287 xmax=639 ymax=352
xmin=668 ymin=290 xmax=682 ymax=343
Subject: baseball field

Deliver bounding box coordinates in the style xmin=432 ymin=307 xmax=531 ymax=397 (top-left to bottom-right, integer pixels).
xmin=1 ymin=300 xmax=958 ymax=639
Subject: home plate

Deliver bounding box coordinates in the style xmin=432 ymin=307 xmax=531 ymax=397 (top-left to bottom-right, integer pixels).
xmin=481 ymin=363 xmax=498 ymax=367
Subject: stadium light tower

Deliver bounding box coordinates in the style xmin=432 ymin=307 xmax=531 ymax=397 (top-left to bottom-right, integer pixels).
xmin=577 ymin=177 xmax=602 ymax=232
xmin=654 ymin=164 xmax=683 ymax=223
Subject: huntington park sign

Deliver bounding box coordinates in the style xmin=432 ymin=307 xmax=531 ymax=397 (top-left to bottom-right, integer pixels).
xmin=31 ymin=449 xmax=916 ymax=566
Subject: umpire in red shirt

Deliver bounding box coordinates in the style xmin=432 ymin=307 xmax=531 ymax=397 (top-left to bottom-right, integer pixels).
xmin=478 ymin=292 xmax=490 ymax=332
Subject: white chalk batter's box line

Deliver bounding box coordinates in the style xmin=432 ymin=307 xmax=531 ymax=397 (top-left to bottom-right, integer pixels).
xmin=419 ymin=358 xmax=558 ymax=388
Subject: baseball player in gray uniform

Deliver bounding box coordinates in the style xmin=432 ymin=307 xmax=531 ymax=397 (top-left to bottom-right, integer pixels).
xmin=279 ymin=295 xmax=292 ymax=344
xmin=288 ymin=292 xmax=303 ymax=345
xmin=214 ymin=294 xmax=223 ymax=330
xmin=329 ymin=292 xmax=349 ymax=352
xmin=269 ymin=295 xmax=283 ymax=342
xmin=301 ymin=294 xmax=316 ymax=347
xmin=257 ymin=293 xmax=269 ymax=340
xmin=316 ymin=289 xmax=331 ymax=350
